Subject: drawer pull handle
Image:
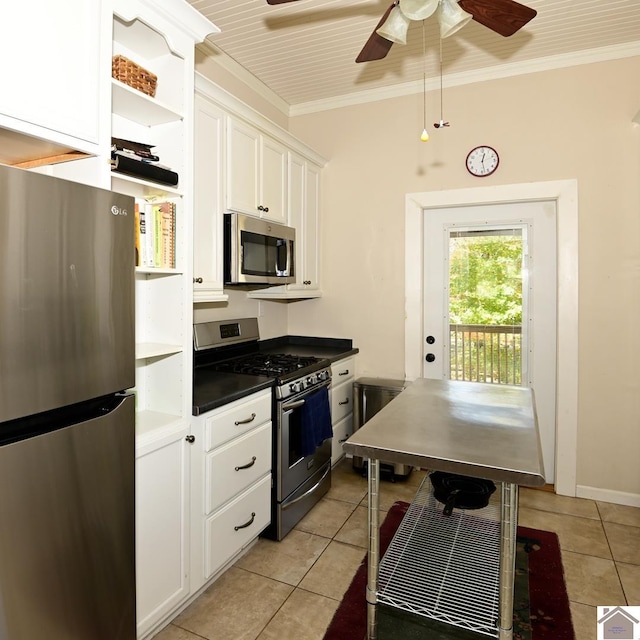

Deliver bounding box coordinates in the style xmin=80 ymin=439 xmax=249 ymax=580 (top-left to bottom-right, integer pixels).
xmin=234 ymin=512 xmax=256 ymax=531
xmin=339 ymin=434 xmax=351 ymax=443
xmin=235 ymin=413 xmax=256 ymax=426
xmin=339 ymin=399 xmax=350 ymax=405
xmin=338 ymin=370 xmax=349 ymax=376
xmin=235 ymin=456 xmax=257 ymax=471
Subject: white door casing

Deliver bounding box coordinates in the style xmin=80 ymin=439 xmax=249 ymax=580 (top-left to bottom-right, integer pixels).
xmin=405 ymin=181 xmax=578 ymax=497
xmin=422 ymin=202 xmax=557 ymax=483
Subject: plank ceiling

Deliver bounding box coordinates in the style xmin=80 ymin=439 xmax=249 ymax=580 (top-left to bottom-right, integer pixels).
xmin=188 ymin=0 xmax=640 ymax=113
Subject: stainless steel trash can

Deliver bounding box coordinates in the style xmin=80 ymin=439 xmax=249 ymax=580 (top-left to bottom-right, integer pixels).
xmin=352 ymin=377 xmax=412 ymax=479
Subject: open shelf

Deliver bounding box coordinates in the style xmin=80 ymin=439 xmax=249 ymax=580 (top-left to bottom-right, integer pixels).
xmin=136 ymin=342 xmax=182 ymax=360
xmin=112 ymin=80 xmax=183 ymax=126
xmin=377 ymin=476 xmax=502 ymax=638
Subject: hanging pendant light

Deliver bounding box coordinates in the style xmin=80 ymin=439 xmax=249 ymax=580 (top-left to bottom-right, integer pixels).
xmin=438 ymin=0 xmax=473 ymax=38
xmin=399 ymin=0 xmax=439 ymax=21
xmin=376 ymin=4 xmax=411 ymax=44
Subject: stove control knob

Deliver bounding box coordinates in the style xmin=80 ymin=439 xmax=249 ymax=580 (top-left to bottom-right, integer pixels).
xmin=289 ymin=383 xmax=297 ymax=393
xmin=307 ymin=376 xmax=313 ymax=385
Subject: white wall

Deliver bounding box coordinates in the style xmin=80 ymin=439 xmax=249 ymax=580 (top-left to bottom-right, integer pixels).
xmin=287 ymin=58 xmax=640 ymax=500
xmin=196 ymin=54 xmax=640 ymax=500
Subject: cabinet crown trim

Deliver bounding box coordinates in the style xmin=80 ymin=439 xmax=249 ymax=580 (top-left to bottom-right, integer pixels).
xmin=195 ymin=73 xmax=327 ymax=168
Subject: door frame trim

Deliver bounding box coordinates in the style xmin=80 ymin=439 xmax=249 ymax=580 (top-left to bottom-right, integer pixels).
xmin=404 ymin=180 xmax=578 ymax=497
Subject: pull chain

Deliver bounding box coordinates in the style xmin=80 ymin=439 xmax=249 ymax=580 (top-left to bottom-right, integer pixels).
xmin=434 ymin=37 xmax=450 ymax=128
xmin=420 ymin=20 xmax=429 ymax=141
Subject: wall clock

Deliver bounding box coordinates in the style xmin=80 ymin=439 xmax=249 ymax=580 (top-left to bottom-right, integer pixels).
xmin=465 ymin=146 xmax=499 ymax=177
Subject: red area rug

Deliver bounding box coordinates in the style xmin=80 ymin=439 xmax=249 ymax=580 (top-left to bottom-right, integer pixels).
xmin=323 ymin=501 xmax=575 ymax=640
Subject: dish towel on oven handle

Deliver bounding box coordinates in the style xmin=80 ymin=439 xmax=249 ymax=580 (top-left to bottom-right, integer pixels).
xmin=300 ymin=385 xmax=333 ymax=458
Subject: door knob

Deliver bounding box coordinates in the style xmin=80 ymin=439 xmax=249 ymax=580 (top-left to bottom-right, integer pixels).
xmin=425 ymin=353 xmax=436 ymax=363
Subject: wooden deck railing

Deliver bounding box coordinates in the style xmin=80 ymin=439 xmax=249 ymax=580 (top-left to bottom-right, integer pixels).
xmin=449 ymin=324 xmax=522 ymax=385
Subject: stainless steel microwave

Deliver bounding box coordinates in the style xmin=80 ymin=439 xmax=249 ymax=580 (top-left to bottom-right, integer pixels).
xmin=224 ymin=212 xmax=295 ymax=285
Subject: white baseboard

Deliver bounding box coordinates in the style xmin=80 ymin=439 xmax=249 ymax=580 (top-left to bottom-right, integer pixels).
xmin=576 ymin=485 xmax=640 ymax=508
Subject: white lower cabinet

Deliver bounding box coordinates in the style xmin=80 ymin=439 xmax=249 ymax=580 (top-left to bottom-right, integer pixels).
xmin=135 ymin=421 xmax=190 ymax=639
xmin=331 ymin=413 xmax=355 ymax=464
xmin=191 ymin=389 xmax=273 ymax=590
xmin=330 ymin=356 xmax=356 ymax=466
xmin=205 ymin=474 xmax=271 ymax=578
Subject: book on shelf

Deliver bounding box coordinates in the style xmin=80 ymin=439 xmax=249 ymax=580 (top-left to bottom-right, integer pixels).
xmin=134 ymin=203 xmax=141 ymax=267
xmin=135 ymin=200 xmax=176 ymax=269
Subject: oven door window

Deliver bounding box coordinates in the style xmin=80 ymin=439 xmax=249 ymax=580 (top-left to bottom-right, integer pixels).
xmin=284 ymin=404 xmax=304 ymax=469
xmin=241 ymin=231 xmax=291 ymax=277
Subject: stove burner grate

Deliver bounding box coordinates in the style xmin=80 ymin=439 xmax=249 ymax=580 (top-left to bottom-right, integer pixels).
xmin=213 ymin=353 xmax=322 ymax=378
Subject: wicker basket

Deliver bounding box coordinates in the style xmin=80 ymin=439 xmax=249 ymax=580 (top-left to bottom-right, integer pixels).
xmin=112 ymin=55 xmax=157 ymax=98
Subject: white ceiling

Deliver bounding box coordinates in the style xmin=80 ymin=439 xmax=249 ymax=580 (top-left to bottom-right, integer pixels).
xmin=189 ymin=0 xmax=640 ymax=114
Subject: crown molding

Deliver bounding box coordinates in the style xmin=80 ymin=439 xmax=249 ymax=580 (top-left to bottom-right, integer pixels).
xmin=197 ymin=40 xmax=290 ymax=116
xmin=290 ymin=41 xmax=640 ymax=116
xmin=198 ymin=40 xmax=640 ymax=119
xmin=194 ymin=72 xmax=327 ymax=167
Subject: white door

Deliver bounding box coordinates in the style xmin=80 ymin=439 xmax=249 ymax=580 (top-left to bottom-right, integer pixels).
xmin=423 ymin=201 xmax=557 ymax=483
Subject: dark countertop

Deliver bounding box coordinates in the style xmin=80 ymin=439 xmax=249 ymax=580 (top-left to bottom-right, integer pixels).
xmin=192 ymin=336 xmax=358 ymax=416
xmin=258 ymin=336 xmax=359 ymax=363
xmin=193 ymin=370 xmax=274 ymax=416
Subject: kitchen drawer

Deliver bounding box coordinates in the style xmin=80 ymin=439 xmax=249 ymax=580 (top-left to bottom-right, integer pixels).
xmin=205 ymin=390 xmax=272 ymax=451
xmin=206 ymin=422 xmax=272 ymax=514
xmin=331 ymin=413 xmax=354 ymax=465
xmin=205 ymin=474 xmax=271 ymax=579
xmin=331 ymin=356 xmax=355 ymax=384
xmin=331 ymin=379 xmax=353 ymax=425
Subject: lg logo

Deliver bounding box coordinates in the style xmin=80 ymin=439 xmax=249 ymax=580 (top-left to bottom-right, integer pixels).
xmin=111 ymin=205 xmax=128 ymax=216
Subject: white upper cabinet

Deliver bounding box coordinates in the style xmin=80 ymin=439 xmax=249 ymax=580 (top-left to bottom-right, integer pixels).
xmin=248 ymin=152 xmax=322 ymax=299
xmin=0 ymin=0 xmax=105 ymax=160
xmin=193 ymin=74 xmax=326 ymax=301
xmin=193 ymin=90 xmax=228 ymax=302
xmin=226 ymin=117 xmax=287 ymax=224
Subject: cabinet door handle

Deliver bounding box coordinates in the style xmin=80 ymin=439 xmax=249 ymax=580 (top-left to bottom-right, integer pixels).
xmin=234 ymin=412 xmax=256 ymax=426
xmin=339 ymin=398 xmax=349 ymax=405
xmin=235 ymin=456 xmax=257 ymax=471
xmin=303 ymin=280 xmax=311 ymax=285
xmin=193 ymin=277 xmax=203 ymax=284
xmin=257 ymin=205 xmax=269 ymax=213
xmin=185 ymin=435 xmax=195 ymax=443
xmin=234 ymin=512 xmax=256 ymax=531
xmin=338 ymin=370 xmax=349 ymax=376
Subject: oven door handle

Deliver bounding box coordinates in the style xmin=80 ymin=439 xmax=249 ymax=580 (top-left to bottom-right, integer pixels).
xmin=282 ymin=399 xmax=305 ymax=411
xmin=281 ymin=464 xmax=331 ymax=511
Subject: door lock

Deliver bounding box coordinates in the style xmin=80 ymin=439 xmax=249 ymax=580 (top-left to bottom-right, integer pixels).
xmin=425 ymin=353 xmax=436 ymax=363
xmin=426 ymin=335 xmax=435 ymax=344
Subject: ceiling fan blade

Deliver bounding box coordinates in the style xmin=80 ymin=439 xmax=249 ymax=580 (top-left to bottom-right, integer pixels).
xmin=458 ymin=0 xmax=537 ymax=37
xmin=355 ymin=1 xmax=397 ymax=63
xmin=266 ymin=0 xmax=301 ymax=4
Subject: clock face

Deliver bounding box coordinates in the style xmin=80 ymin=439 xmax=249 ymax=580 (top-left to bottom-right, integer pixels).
xmin=466 ymin=146 xmax=499 ymax=177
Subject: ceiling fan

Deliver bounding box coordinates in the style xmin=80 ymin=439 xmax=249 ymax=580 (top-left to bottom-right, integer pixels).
xmin=265 ymin=0 xmax=537 ymax=63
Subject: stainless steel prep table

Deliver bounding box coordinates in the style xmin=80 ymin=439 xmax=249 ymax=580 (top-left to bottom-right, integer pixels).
xmin=342 ymin=378 xmax=545 ymax=640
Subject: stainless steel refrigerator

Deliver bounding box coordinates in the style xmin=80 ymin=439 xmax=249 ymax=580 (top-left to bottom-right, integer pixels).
xmin=0 ymin=164 xmax=136 ymax=639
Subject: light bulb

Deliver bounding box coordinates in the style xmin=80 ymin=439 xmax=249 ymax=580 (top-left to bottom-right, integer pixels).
xmin=420 ymin=128 xmax=430 ymax=142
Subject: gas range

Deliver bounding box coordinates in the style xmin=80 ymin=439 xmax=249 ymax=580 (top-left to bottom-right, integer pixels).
xmin=193 ymin=318 xmax=332 ymax=400
xmin=193 ymin=317 xmax=334 ymax=541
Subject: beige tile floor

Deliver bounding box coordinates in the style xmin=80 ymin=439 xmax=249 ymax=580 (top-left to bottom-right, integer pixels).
xmin=155 ymin=460 xmax=640 ymax=640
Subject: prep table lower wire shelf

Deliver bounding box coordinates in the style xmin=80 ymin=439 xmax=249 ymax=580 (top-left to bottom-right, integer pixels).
xmin=377 ymin=475 xmax=503 ymax=637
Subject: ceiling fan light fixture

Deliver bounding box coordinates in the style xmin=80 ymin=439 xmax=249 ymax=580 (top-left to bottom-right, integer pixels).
xmin=438 ymin=0 xmax=473 ymax=38
xmin=376 ymin=5 xmax=411 ymax=45
xmin=399 ymin=0 xmax=439 ymax=21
